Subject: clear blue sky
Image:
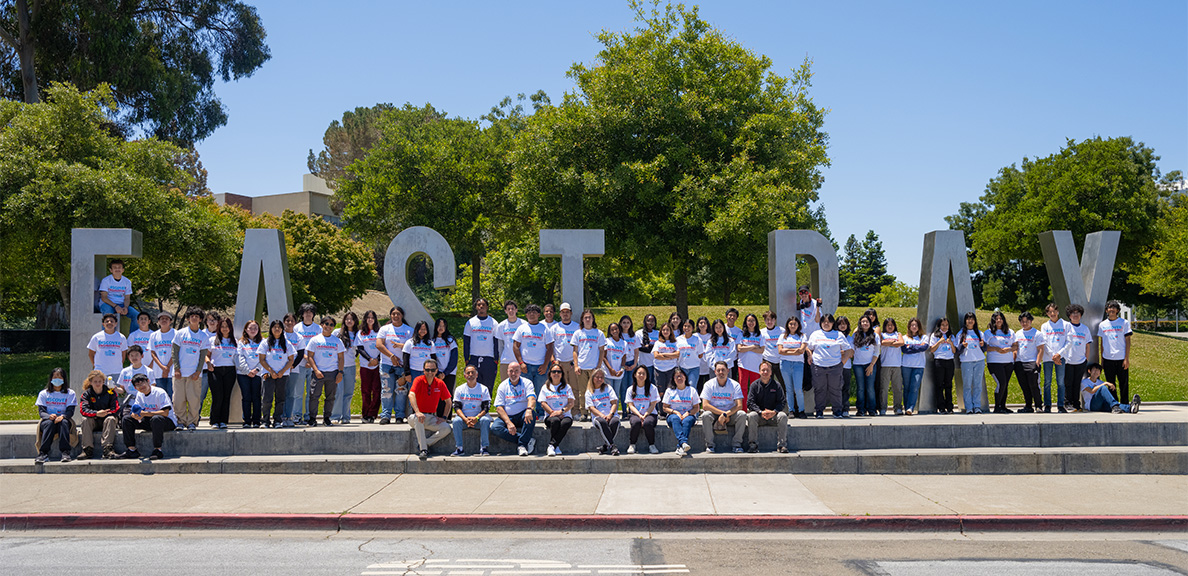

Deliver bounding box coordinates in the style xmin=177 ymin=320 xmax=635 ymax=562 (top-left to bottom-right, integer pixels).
xmin=195 ymin=0 xmax=1188 ymax=285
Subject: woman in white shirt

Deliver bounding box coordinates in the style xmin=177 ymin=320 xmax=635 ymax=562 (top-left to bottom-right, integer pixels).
xmin=539 ymin=361 xmax=575 ymax=456
xmin=257 ymin=320 xmax=294 ymax=428
xmin=957 ymin=312 xmax=987 ymax=414
xmin=806 ymin=314 xmax=853 ymax=419
xmin=235 ymin=320 xmax=264 ymax=428
xmin=354 ymin=311 xmax=382 ymax=423
xmin=695 ymin=316 xmax=713 ymax=390
xmin=850 ymin=316 xmax=881 ymax=418
xmin=625 ymin=365 xmax=660 ymax=454
xmin=899 ymin=318 xmax=928 ymax=415
xmin=675 ymin=319 xmax=704 ymax=392
xmin=602 ymin=322 xmax=630 ymax=413
xmin=928 ymin=317 xmax=957 ymax=414
xmin=208 ymin=318 xmax=238 ymax=429
xmin=776 ymin=317 xmax=808 ymax=418
xmin=586 ymin=370 xmax=620 ymax=456
xmin=331 ymin=312 xmax=360 ymax=424
xmin=634 ymin=314 xmax=660 ymax=384
xmin=705 ymin=319 xmax=738 ymax=403
xmin=651 ymin=323 xmax=680 ymax=391
xmin=736 ymin=313 xmax=765 ymax=391
xmin=661 ymin=367 xmax=700 ymax=456
xmin=984 ymin=311 xmax=1016 ymax=414
xmin=879 ymin=318 xmax=904 ymax=416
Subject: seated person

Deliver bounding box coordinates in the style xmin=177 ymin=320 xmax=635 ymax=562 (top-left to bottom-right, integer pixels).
xmin=78 ymin=370 xmax=120 ymax=460
xmin=98 ymin=259 xmax=139 ymax=320
xmin=586 ymin=370 xmax=621 ymax=456
xmin=746 ymin=361 xmax=790 ymax=453
xmin=120 ymin=374 xmax=178 ymax=460
xmin=491 ymin=362 xmax=538 ymax=456
xmin=1081 ymin=363 xmax=1140 ymax=414
xmin=538 ymin=361 xmax=575 ymax=457
xmin=35 ymin=368 xmax=76 ymax=463
xmin=450 ymin=365 xmax=493 ymax=456
xmin=409 ymin=358 xmax=453 ymax=460
xmin=699 ymin=361 xmax=747 ymax=453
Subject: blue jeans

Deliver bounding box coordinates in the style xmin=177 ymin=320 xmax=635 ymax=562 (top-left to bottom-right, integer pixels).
xmin=1088 ymin=386 xmax=1129 ymax=413
xmin=683 ymin=367 xmax=700 ymax=390
xmin=284 ymin=371 xmax=304 ymax=421
xmin=331 ymin=366 xmax=356 ymax=422
xmin=380 ymin=363 xmax=407 ymax=419
xmin=155 ymin=377 xmax=173 ymax=398
xmin=665 ymin=413 xmax=696 ymax=446
xmin=854 ymin=363 xmax=877 ymax=415
xmin=961 ymin=359 xmax=986 ymax=412
xmin=781 ymin=361 xmax=805 ymax=413
xmin=98 ymin=302 xmax=139 ymax=321
xmin=1042 ymin=361 xmax=1066 ymax=410
xmin=491 ymin=410 xmax=535 ymax=448
xmin=608 ymin=377 xmax=626 ymax=413
xmin=237 ymin=374 xmax=263 ymax=426
xmin=452 ymin=414 xmax=492 ymax=449
xmin=901 ymin=367 xmax=923 ymax=412
xmin=644 ymin=365 xmax=654 ymax=384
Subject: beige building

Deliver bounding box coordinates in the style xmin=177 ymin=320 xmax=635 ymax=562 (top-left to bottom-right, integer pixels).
xmin=215 ymin=174 xmax=341 ymax=224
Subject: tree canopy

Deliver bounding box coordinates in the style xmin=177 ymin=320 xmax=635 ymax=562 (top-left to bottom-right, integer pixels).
xmin=839 ymin=230 xmax=894 ymax=307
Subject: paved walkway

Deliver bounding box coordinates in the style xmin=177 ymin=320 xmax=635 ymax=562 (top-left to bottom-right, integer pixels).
xmin=3 ymin=473 xmax=1185 ymax=516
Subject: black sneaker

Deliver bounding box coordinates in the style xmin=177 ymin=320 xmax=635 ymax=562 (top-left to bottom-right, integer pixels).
xmin=60 ymin=453 xmax=72 ymax=462
xmin=1130 ymin=394 xmax=1141 ymax=414
xmin=379 ymin=417 xmax=390 ymax=425
xmin=78 ymin=447 xmax=93 ymax=460
xmin=747 ymin=443 xmax=759 ymax=453
xmin=121 ymin=449 xmax=140 ymax=459
xmin=418 ymin=450 xmax=428 ymax=461
xmin=102 ymin=447 xmax=116 ymax=460
xmin=149 ymin=449 xmax=164 ymax=460
xmin=323 ymin=418 xmax=333 ymax=427
xmin=777 ymin=446 xmax=789 ymax=454
xmin=35 ymin=453 xmax=48 ymax=463
xmin=610 ymin=446 xmax=620 ymax=456
xmin=306 ymin=419 xmax=318 ymax=427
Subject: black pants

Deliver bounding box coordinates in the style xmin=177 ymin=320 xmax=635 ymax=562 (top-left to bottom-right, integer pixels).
xmin=1014 ymin=361 xmax=1041 ymax=410
xmin=802 ymin=359 xmax=813 ymax=399
xmin=1103 ymin=359 xmax=1129 ymax=403
xmin=1064 ymin=362 xmax=1087 ymax=409
xmin=121 ymin=415 xmax=176 ymax=450
xmin=871 ymin=359 xmax=882 ymax=411
xmin=443 ymin=374 xmax=456 ymax=393
xmin=933 ymin=358 xmax=955 ymax=412
xmin=237 ymin=373 xmax=263 ymax=426
xmin=545 ymin=414 xmax=573 ymax=447
xmin=210 ymin=365 xmax=237 ymax=425
xmin=469 ymin=355 xmax=497 ymax=390
xmin=988 ymin=362 xmax=1014 ymax=411
xmin=629 ymin=413 xmax=657 ymax=445
xmin=840 ymin=366 xmax=852 ymax=411
xmin=593 ymin=415 xmax=620 ymax=447
xmin=38 ymin=418 xmax=72 ymax=455
xmin=263 ymin=376 xmax=287 ymax=425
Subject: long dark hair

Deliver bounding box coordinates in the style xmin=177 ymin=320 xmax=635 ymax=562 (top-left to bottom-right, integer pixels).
xmin=240 ymin=320 xmax=262 ymax=345
xmin=989 ymin=311 xmax=1010 ymax=336
xmin=217 ymin=317 xmax=235 ymax=343
xmin=931 ymin=317 xmax=953 ymax=338
xmin=742 ymin=313 xmax=761 ymax=338
xmin=546 ymin=361 xmax=568 ymax=392
xmin=339 ymin=311 xmax=359 ymax=349
xmin=783 ymin=317 xmax=802 ymax=337
xmin=710 ymin=319 xmax=731 ymax=346
xmin=959 ymin=311 xmax=981 ymax=348
xmin=835 ymin=316 xmax=852 ymax=336
xmin=658 ymin=322 xmax=677 ymax=343
xmin=671 ymin=367 xmax=689 ymax=389
xmin=819 ymin=313 xmax=837 ymax=331
xmin=412 ymin=320 xmax=432 ymax=345
xmin=361 ymin=310 xmax=379 ymax=335
xmin=696 ymin=316 xmax=710 ymax=335
xmin=619 ymin=315 xmax=635 ymax=340
xmin=853 ymin=315 xmax=878 ymax=348
xmin=267 ymin=320 xmax=288 ymax=351
xmin=433 ymin=317 xmax=454 ymax=344
xmin=45 ymin=367 xmax=67 ymax=393
xmin=628 ymin=365 xmax=654 ymax=400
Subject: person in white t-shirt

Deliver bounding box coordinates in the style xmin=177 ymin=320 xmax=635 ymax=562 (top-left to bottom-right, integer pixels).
xmin=570 ymin=310 xmax=607 ymax=420
xmin=170 ymin=308 xmax=209 ymax=431
xmin=119 ymin=374 xmax=177 ymax=460
xmin=1059 ymin=304 xmax=1093 ymax=411
xmin=208 ymin=318 xmax=239 ymax=429
xmin=400 ymin=322 xmax=438 ymax=418
xmin=463 ymin=298 xmax=499 ymax=389
xmin=586 ymin=370 xmax=621 ymax=455
xmin=551 ymin=303 xmax=581 ymax=392
xmin=898 ymin=318 xmax=928 ymax=414
xmin=491 ymin=362 xmax=538 ymax=456
xmin=1013 ymin=311 xmax=1044 ymax=413
xmin=432 ymin=318 xmax=459 ymax=393
xmin=624 ymin=365 xmax=660 ymax=454
xmin=116 ymin=345 xmax=151 ymax=402
xmin=806 ymin=314 xmax=853 ymax=419
xmin=97 ymin=259 xmax=138 ymax=321
xmin=305 ymin=316 xmax=346 ymax=427
xmin=850 ymin=316 xmax=881 ymax=417
xmin=1081 ymin=363 xmax=1140 ymax=414
xmin=35 ymin=368 xmax=76 ymax=463
xmin=634 ymin=314 xmax=660 ymax=384
xmin=617 ymin=315 xmax=640 ymax=376
xmin=292 ymin=303 xmax=321 ymax=423
xmin=661 ymin=367 xmax=700 ymax=457
xmin=127 ymin=312 xmax=155 ymax=381
xmin=375 ymin=306 xmax=412 ymax=424
xmin=983 ymin=311 xmax=1017 ymax=414
xmin=493 ymin=300 xmax=525 ymax=389
xmin=675 ymin=319 xmax=705 ymax=394
xmin=512 ymin=304 xmax=555 ymax=399
xmin=450 ymin=365 xmax=492 ymax=456
xmin=235 ymin=320 xmax=265 ymax=428
xmin=88 ymin=313 xmax=128 ymax=380
xmin=1039 ymin=302 xmax=1070 ymax=413
xmin=258 ymin=320 xmax=295 ymax=428
xmin=736 ymin=313 xmax=765 ymax=391
xmin=699 ymin=361 xmax=747 ymax=453
xmin=957 ymin=312 xmax=987 ymax=414
xmin=776 ymin=317 xmax=807 ymax=417
xmin=1097 ymin=300 xmax=1133 ymax=406
xmin=330 ymin=312 xmax=360 ymax=424
xmin=602 ymin=322 xmax=631 ymax=413
xmin=538 ymin=361 xmax=576 ymax=456
xmin=354 ymin=311 xmax=383 ymax=423
xmin=928 ymin=317 xmax=957 ymax=413
xmin=543 ymin=303 xmax=557 ymax=330
xmin=149 ymin=311 xmax=176 ymax=396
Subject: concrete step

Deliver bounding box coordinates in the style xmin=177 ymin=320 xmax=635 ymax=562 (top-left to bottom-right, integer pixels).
xmin=2 ymin=446 xmax=1184 ymax=475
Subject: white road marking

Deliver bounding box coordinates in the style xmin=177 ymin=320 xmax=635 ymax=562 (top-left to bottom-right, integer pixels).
xmin=875 ymin=560 xmax=1178 ymax=576
xmin=363 ymin=560 xmax=689 ymax=576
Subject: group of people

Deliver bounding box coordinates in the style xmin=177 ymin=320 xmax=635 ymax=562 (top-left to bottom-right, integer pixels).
xmin=34 ymin=262 xmax=1143 ymax=463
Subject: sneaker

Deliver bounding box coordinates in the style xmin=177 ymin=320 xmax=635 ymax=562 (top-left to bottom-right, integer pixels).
xmin=479 ymin=447 xmax=490 ymax=456
xmin=149 ymin=449 xmax=163 ymax=460
xmin=78 ymin=447 xmax=93 ymax=460
xmin=306 ymin=419 xmax=318 ymax=428
xmin=102 ymin=448 xmax=115 ymax=460
xmin=1002 ymin=407 xmax=1014 ymax=414
xmin=833 ymin=414 xmax=844 ymax=419
xmin=841 ymin=412 xmax=853 ymax=418
xmin=242 ymin=423 xmax=251 ymax=429
xmin=450 ymin=447 xmax=465 ymax=456
xmin=681 ymin=442 xmax=691 ymax=453
xmin=1063 ymin=403 xmax=1075 ymax=413
xmin=35 ymin=453 xmax=48 ymax=463
xmin=894 ymin=408 xmax=904 ymax=415
xmin=323 ymin=419 xmax=333 ymax=427
xmin=1130 ymin=394 xmax=1141 ymax=414
xmin=674 ymin=446 xmax=686 ymax=457
xmin=705 ymin=444 xmax=716 ymax=453
xmin=815 ymin=412 xmax=824 ymax=419
xmin=1043 ymin=407 xmax=1052 ymax=413
xmin=379 ymin=417 xmax=390 ymax=425
xmin=1020 ymin=407 xmax=1034 ymax=413
xmin=555 ymin=446 xmax=563 ymax=456
xmin=648 ymin=445 xmax=659 ymax=454
xmin=777 ymin=445 xmax=789 ymax=454
xmin=1111 ymin=405 xmax=1124 ymax=414
xmin=418 ymin=450 xmax=428 ymax=461
xmin=747 ymin=443 xmax=759 ymax=453
xmin=904 ymin=409 xmax=913 ymax=416
xmin=547 ymin=445 xmax=557 ymax=457
xmin=974 ymin=409 xmax=984 ymax=415
xmin=1057 ymin=406 xmax=1068 ymax=414
xmin=61 ymin=453 xmax=73 ymax=462
xmin=597 ymin=445 xmax=606 ymax=455
xmin=527 ymin=438 xmax=536 ymax=454
xmin=733 ymin=446 xmax=744 ymax=453
xmin=610 ymin=446 xmax=620 ymax=456
xmin=188 ymin=424 xmax=197 ymax=431
xmin=517 ymin=446 xmax=528 ymax=457
xmin=121 ymin=449 xmax=140 ymax=459
xmin=627 ymin=445 xmax=636 ymax=455
xmin=394 ymin=418 xmax=405 ymax=424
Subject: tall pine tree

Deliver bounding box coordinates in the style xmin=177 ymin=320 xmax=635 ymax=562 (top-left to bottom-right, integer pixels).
xmin=840 ymin=230 xmax=895 ymax=306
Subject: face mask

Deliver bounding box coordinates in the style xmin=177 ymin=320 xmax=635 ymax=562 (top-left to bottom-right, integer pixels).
xmin=51 ymin=378 xmax=64 ymax=386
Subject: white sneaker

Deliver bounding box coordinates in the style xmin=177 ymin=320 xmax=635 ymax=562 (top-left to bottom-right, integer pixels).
xmin=547 ymin=445 xmax=556 ymax=457
xmin=555 ymin=446 xmax=563 ymax=456
xmin=674 ymin=446 xmax=686 ymax=457
xmin=627 ymin=445 xmax=636 ymax=455
xmin=518 ymin=446 xmax=528 ymax=457
xmin=527 ymin=438 xmax=536 ymax=454
xmin=681 ymin=442 xmax=691 ymax=453
xmin=648 ymin=445 xmax=659 ymax=454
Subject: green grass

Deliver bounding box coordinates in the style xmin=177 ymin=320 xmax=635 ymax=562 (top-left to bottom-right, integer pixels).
xmin=0 ymin=352 xmax=68 ymax=420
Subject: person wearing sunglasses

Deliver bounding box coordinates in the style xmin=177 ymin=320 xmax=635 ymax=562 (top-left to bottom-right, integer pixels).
xmin=409 ymin=358 xmax=453 ymax=460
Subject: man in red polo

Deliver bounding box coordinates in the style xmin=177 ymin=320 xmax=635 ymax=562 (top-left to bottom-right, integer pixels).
xmin=409 ymin=358 xmax=453 ymax=460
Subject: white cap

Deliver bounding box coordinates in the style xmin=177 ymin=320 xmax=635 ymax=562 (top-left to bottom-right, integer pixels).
xmin=560 ymin=302 xmax=572 ymax=311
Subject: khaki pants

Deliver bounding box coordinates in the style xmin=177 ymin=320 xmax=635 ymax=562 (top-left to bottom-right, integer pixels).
xmin=173 ymin=375 xmax=203 ymax=427
xmin=700 ymin=410 xmax=747 ymax=450
xmin=413 ymin=415 xmax=452 ymax=452
xmin=880 ymin=365 xmax=904 ymax=412
xmin=575 ymin=368 xmax=598 ymax=417
xmin=80 ymin=415 xmax=118 ymax=450
xmin=561 ymin=361 xmax=580 ymax=414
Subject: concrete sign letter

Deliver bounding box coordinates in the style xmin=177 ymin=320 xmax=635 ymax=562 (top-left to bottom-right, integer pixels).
xmin=70 ymin=229 xmax=143 ymax=407
xmin=233 ymin=229 xmax=294 ymax=334
xmin=916 ymin=230 xmax=979 ymax=413
xmin=1039 ymin=230 xmax=1120 ymax=361
xmin=767 ymin=230 xmax=840 ymax=325
xmin=384 ymin=226 xmax=456 ymax=328
xmin=539 ymin=229 xmax=605 ymax=317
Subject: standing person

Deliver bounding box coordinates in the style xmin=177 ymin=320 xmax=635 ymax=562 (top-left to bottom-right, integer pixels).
xmin=736 ymin=313 xmax=765 ymax=391
xmin=760 ymin=311 xmax=786 ymax=393
xmin=257 ymin=320 xmax=294 ymax=428
xmin=97 ymin=259 xmax=139 ymax=322
xmin=624 ymin=365 xmax=660 ymax=454
xmin=661 ymin=368 xmax=699 ymax=457
xmin=862 ymin=309 xmax=882 ymax=410
xmin=899 ymin=318 xmax=928 ymax=415
xmin=118 ymin=374 xmax=177 ymax=460
xmin=806 ymin=314 xmax=852 ymax=419
xmin=375 ymin=306 xmax=412 ymax=425
xmin=724 ymin=307 xmax=744 ymax=381
xmin=281 ymin=313 xmax=306 ymax=427
xmin=199 ymin=311 xmax=222 ymax=427
xmin=984 ymin=311 xmax=1017 ymax=414
xmin=207 ymin=318 xmax=238 ymax=429
xmin=603 ymin=322 xmax=631 ymax=413
xmin=879 ymin=319 xmax=905 ymax=416
xmin=408 ymin=358 xmax=453 ymax=460
xmin=538 ymin=361 xmax=576 ymax=456
xmin=699 ymin=361 xmax=747 ymax=453
xmin=706 ymin=319 xmax=739 ymax=405
xmin=1097 ymin=300 xmax=1133 ymax=406
xmin=1039 ymin=303 xmax=1069 ymax=413
xmin=462 ymin=298 xmax=499 ymax=390
xmin=450 ymin=365 xmax=492 ymax=456
xmin=570 ymin=309 xmax=607 ymax=421
xmin=675 ymin=319 xmax=704 ymax=393
xmin=171 ymin=308 xmax=209 ymax=431
xmin=354 ymin=311 xmax=382 ymax=423
xmin=35 ymin=368 xmax=76 ymax=463
xmin=957 ymin=312 xmax=987 ymax=415
xmin=619 ymin=315 xmax=639 ymax=376
xmin=127 ymin=312 xmax=155 ymax=382
xmin=1060 ymin=304 xmax=1093 ymax=412
xmin=543 ymin=303 xmax=557 ymax=329
xmin=293 ymin=303 xmax=321 ymax=423
xmin=431 ymin=318 xmax=459 ymax=394
xmin=491 ymin=362 xmax=537 ymax=456
xmin=551 ymin=303 xmax=581 ymax=393
xmin=78 ymin=370 xmax=120 ymax=460
xmin=149 ymin=312 xmax=176 ymax=396
xmin=493 ymin=300 xmax=525 ymax=387
xmin=1081 ymin=363 xmax=1140 ymax=414
xmin=928 ymin=317 xmax=957 ymax=414
xmin=776 ymin=317 xmax=807 ymax=418
xmin=87 ymin=313 xmax=128 ymax=381
xmin=305 ymin=316 xmax=345 ymax=427
xmin=331 ymin=312 xmax=360 ymax=424
xmin=835 ymin=316 xmax=855 ymax=415
xmin=587 ymin=370 xmax=621 ymax=455
xmin=235 ymin=320 xmax=264 ymax=428
xmin=1014 ymin=312 xmax=1044 ymax=413
xmin=797 ymin=286 xmax=822 ymax=394
xmin=695 ymin=316 xmax=714 ymax=389
xmin=666 ymin=312 xmax=683 ymax=339
xmin=651 ymin=322 xmax=680 ymax=391
xmin=512 ymin=304 xmax=555 ymax=402
xmin=399 ymin=320 xmax=436 ymax=422
xmin=746 ymin=361 xmax=790 ymax=453
xmin=635 ymin=314 xmax=660 ymax=383
xmin=851 ymin=316 xmax=881 ymax=417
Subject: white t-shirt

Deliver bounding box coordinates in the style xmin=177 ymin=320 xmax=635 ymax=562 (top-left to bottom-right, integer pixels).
xmin=353 ymin=330 xmax=380 ymax=370
xmin=603 ymin=336 xmax=630 ymax=378
xmin=704 ymin=335 xmax=737 ymax=368
xmin=36 ymin=389 xmax=77 ymax=416
xmin=209 ymin=335 xmax=238 ymax=367
xmin=844 ymin=334 xmax=854 ymax=369
xmin=727 ymin=325 xmax=743 ymax=345
xmin=127 ymin=329 xmax=154 ymax=377
xmin=1014 ymin=328 xmax=1042 ymax=364
xmin=851 ymin=333 xmax=879 ymax=366
xmin=1080 ymin=377 xmax=1102 ymax=409
xmin=494 ymin=376 xmax=533 ymax=414
xmin=696 ymin=332 xmax=713 ymax=371
xmin=879 ymin=332 xmax=903 ymax=367
xmin=807 ymin=329 xmax=852 ymax=368
xmin=130 ymin=386 xmax=177 ymax=425
xmin=928 ymin=333 xmax=956 ymax=360
xmin=1039 ymin=319 xmax=1069 ymax=362
xmin=701 ymin=378 xmax=743 ymax=412
xmin=149 ymin=329 xmax=175 ymax=372
xmin=662 ymin=386 xmax=700 ymax=413
xmin=957 ymin=329 xmax=985 ymax=363
xmin=571 ymin=328 xmax=607 ymax=370
xmin=117 ymin=364 xmax=151 ymax=392
xmin=306 ymin=333 xmax=346 ymax=372
xmin=401 ymin=338 xmax=436 ymax=372
xmin=87 ymin=330 xmax=128 ymax=375
xmin=652 ymin=338 xmax=679 ymax=372
xmin=551 ymin=321 xmax=580 ymax=362
xmin=675 ymin=335 xmax=703 ymax=370
xmin=283 ymin=331 xmax=305 ymax=374
xmin=237 ymin=339 xmax=263 ymax=373
xmin=761 ymin=326 xmax=783 ymax=363
xmin=434 ymin=336 xmax=458 ymax=375
xmin=1097 ymin=318 xmax=1131 ymax=361
xmin=463 ymin=316 xmax=498 ymax=358
xmin=295 ymin=321 xmax=321 ymax=348
xmin=98 ymin=274 xmax=132 ymax=306
xmin=1060 ymin=323 xmax=1092 ymax=365
xmin=777 ymin=332 xmax=806 ymax=363
xmin=493 ymin=318 xmax=525 ymax=364
xmin=538 ymin=384 xmax=575 ymax=417
xmin=798 ymin=300 xmax=821 ymax=335
xmin=635 ymin=329 xmax=659 ymax=366
xmin=453 ymin=382 xmax=491 ymax=418
xmin=585 ymin=385 xmax=619 ymax=416
xmin=376 ymin=323 xmax=413 ymax=367
xmin=513 ymin=322 xmax=554 ymax=366
xmin=627 ymin=384 xmax=660 ymax=416
xmin=257 ymin=339 xmax=295 ymax=375
xmin=737 ymin=331 xmax=765 ymax=373
xmin=621 ymin=331 xmax=639 ymax=365
xmin=984 ymin=329 xmax=1015 ymax=364
xmin=171 ymin=327 xmax=209 ymax=376
xmin=901 ymin=334 xmax=928 ymax=368
xmin=331 ymin=329 xmax=357 ymax=367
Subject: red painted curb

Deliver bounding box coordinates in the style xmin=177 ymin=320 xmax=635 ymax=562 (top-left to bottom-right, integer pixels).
xmin=3 ymin=514 xmax=1186 ymax=532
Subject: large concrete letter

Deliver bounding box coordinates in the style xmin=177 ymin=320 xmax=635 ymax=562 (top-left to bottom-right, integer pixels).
xmin=1039 ymin=230 xmax=1120 ymax=362
xmin=916 ymin=230 xmax=979 ymax=413
xmin=767 ymin=230 xmax=839 ymax=325
xmin=539 ymin=229 xmax=605 ymax=317
xmin=384 ymin=226 xmax=456 ymax=328
xmin=233 ymin=229 xmax=294 ymax=334
xmin=70 ymin=229 xmax=142 ymax=412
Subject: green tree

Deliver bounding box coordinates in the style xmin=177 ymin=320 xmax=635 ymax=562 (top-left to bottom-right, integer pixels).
xmin=1135 ymin=187 xmax=1188 ymax=303
xmin=0 ymin=0 xmax=270 ymax=145
xmin=307 ymin=103 xmax=398 ymax=190
xmin=839 ymin=230 xmax=894 ymax=306
xmin=509 ymin=1 xmax=829 ymax=318
xmin=869 ymin=280 xmax=919 ymax=308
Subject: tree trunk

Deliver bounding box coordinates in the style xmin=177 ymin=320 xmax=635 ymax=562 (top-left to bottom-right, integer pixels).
xmin=15 ymin=0 xmax=39 ymax=103
xmin=470 ymin=253 xmax=481 ymax=305
xmin=674 ymin=267 xmax=689 ymax=322
xmin=57 ymin=278 xmax=70 ymax=323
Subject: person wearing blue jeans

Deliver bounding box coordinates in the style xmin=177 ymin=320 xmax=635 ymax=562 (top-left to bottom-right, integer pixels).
xmin=379 ymin=363 xmax=405 ymax=423
xmin=97 ymin=260 xmax=138 ymax=322
xmin=450 ymin=366 xmax=493 ymax=456
xmin=960 ymin=359 xmax=986 ymax=414
xmin=1042 ymin=361 xmax=1065 ymax=413
xmin=661 ymin=368 xmax=699 ymax=456
xmin=901 ymin=366 xmax=924 ymax=414
xmin=490 ymin=363 xmax=537 ymax=455
xmin=853 ymin=363 xmax=877 ymax=417
xmin=1081 ymin=363 xmax=1139 ymax=414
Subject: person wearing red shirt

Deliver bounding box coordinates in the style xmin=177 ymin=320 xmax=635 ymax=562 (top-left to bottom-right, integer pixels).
xmin=409 ymin=358 xmax=453 ymax=460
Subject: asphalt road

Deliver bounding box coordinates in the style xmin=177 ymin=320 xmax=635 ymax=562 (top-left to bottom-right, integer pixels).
xmin=2 ymin=530 xmax=1186 ymax=575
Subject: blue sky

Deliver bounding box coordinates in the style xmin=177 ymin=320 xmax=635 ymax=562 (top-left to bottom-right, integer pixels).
xmin=195 ymin=0 xmax=1188 ymax=285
